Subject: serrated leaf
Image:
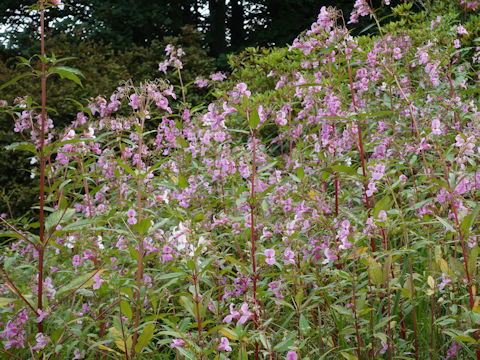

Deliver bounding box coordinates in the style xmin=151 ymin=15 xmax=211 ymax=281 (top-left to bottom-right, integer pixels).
xmin=0 ymin=73 xmax=32 ymax=91
xmin=455 ymin=335 xmax=476 ymax=343
xmin=340 ymin=351 xmax=358 ymax=360
xmin=178 ymin=174 xmax=189 ymax=188
xmin=296 ymin=167 xmax=305 ymax=180
xmin=135 ymin=323 xmax=155 ymax=353
xmin=249 ymin=109 xmax=260 ymax=129
xmin=45 ymin=208 xmax=75 ymax=232
xmin=121 ymin=300 xmax=133 ymax=321
xmin=220 ymin=328 xmax=238 ymax=340
xmin=373 ymin=195 xmax=391 ymax=218
xmin=50 ymin=66 xmax=84 ymax=87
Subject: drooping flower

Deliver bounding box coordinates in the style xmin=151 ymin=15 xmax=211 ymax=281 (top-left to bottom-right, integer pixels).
xmin=217 ymin=337 xmax=232 ymax=352
xmin=32 ymin=332 xmax=49 ymax=351
xmin=438 ymin=273 xmax=451 ymax=291
xmin=238 ymin=302 xmax=253 ymax=324
xmin=92 ymin=273 xmax=105 ymax=290
xmin=264 ymin=248 xmax=276 ymax=265
xmin=286 ymin=350 xmax=298 ymax=360
xmin=284 ymin=247 xmax=295 ymax=265
xmin=170 ymin=338 xmax=186 ymax=348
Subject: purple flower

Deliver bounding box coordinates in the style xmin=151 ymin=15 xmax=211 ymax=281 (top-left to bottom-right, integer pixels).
xmin=286 ymin=350 xmax=298 ymax=360
xmin=438 ymin=273 xmax=451 ymax=291
xmin=170 ymin=338 xmax=185 ymax=348
xmin=457 ymin=25 xmax=468 ymax=35
xmin=127 ymin=208 xmax=137 ymax=225
xmin=73 ymin=348 xmax=85 ymax=359
xmin=322 ymin=247 xmax=338 ymax=264
xmin=284 ymin=247 xmax=295 ymax=265
xmin=217 ymin=337 xmax=232 ymax=352
xmin=36 ymin=309 xmax=49 ymax=323
xmin=238 ymin=302 xmax=253 ymax=324
xmin=380 ymin=341 xmax=389 ymax=354
xmin=194 ymin=77 xmax=209 ymax=88
xmin=265 ymin=248 xmax=276 ymax=265
xmin=211 ymin=72 xmax=226 ymax=81
xmin=223 ymin=303 xmax=240 ymax=323
xmin=92 ymin=273 xmax=105 ymax=290
xmin=446 ymin=341 xmax=461 ymax=359
xmin=32 ymin=332 xmax=49 ymax=351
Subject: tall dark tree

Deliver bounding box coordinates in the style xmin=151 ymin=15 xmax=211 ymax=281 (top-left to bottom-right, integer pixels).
xmin=207 ymin=0 xmax=227 ymax=57
xmin=229 ymin=0 xmax=245 ymax=51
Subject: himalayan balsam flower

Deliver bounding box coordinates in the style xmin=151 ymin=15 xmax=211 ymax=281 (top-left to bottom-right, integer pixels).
xmin=284 ymin=247 xmax=295 ymax=265
xmin=127 ymin=209 xmax=137 ymax=225
xmin=238 ymin=303 xmax=253 ymax=324
xmin=32 ymin=332 xmax=49 ymax=351
xmin=36 ymin=309 xmax=49 ymax=323
xmin=438 ymin=273 xmax=451 ymax=291
xmin=286 ymin=351 xmax=298 ymax=360
xmin=92 ymin=273 xmax=105 ymax=290
xmin=170 ymin=338 xmax=185 ymax=348
xmin=265 ymin=248 xmax=276 ymax=265
xmin=217 ymin=337 xmax=232 ymax=352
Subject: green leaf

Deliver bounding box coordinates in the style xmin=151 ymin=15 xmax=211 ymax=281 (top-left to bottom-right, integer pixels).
xmin=50 ymin=66 xmax=84 ymax=87
xmin=45 ymin=208 xmax=75 ymax=232
xmin=133 ymin=217 xmax=151 ymax=235
xmin=340 ymin=352 xmax=358 ymax=360
xmin=135 ymin=323 xmax=155 ymax=353
xmin=56 ymin=270 xmax=104 ymax=296
xmin=178 ymin=174 xmax=189 ymax=188
xmin=157 ymin=272 xmax=185 ymax=281
xmin=120 ymin=300 xmax=133 ymax=321
xmin=435 ymin=215 xmax=456 ymax=234
xmin=179 ymin=296 xmax=196 ymax=318
xmin=0 ymin=73 xmax=32 ymax=91
xmin=299 ymin=314 xmax=310 ymax=335
xmin=296 ymin=167 xmax=305 ymax=180
xmin=468 ymin=246 xmax=478 ymax=277
xmin=461 ymin=203 xmax=480 ymax=235
xmin=455 ymin=335 xmax=476 ymax=343
xmin=249 ymin=109 xmax=260 ymax=129
xmin=5 ymin=142 xmax=36 ymax=153
xmin=373 ymin=195 xmax=392 ymax=218
xmin=331 ymin=165 xmax=357 ymax=176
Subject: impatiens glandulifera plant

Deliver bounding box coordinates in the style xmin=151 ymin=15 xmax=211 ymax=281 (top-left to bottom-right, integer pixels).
xmin=2 ymin=0 xmax=480 ymax=359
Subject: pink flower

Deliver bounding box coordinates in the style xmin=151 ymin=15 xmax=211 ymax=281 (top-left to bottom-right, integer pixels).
xmin=431 ymin=119 xmax=441 ymax=135
xmin=211 ymin=72 xmax=226 ymax=81
xmin=238 ymin=302 xmax=253 ymax=324
xmin=73 ymin=349 xmax=84 ymax=359
xmin=322 ymin=247 xmax=338 ymax=264
xmin=194 ymin=77 xmax=209 ymax=88
xmin=217 ymin=337 xmax=232 ymax=352
xmin=457 ymin=25 xmax=468 ymax=35
xmin=32 ymin=332 xmax=49 ymax=351
xmin=223 ymin=303 xmax=240 ymax=323
xmin=92 ymin=273 xmax=105 ymax=290
xmin=36 ymin=309 xmax=49 ymax=323
xmin=286 ymin=350 xmax=298 ymax=360
xmin=438 ymin=273 xmax=451 ymax=291
xmin=170 ymin=338 xmax=185 ymax=348
xmin=284 ymin=247 xmax=295 ymax=265
xmin=127 ymin=209 xmax=137 ymax=225
xmin=264 ymin=248 xmax=276 ymax=265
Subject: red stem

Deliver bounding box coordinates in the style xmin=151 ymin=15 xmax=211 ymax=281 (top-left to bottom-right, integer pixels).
xmin=346 ymin=58 xmax=375 ymax=252
xmin=249 ymin=113 xmax=259 ymax=360
xmin=37 ymin=0 xmax=47 ymax=333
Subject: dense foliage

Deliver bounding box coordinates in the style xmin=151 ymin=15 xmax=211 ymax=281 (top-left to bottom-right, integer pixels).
xmin=1 ymin=0 xmax=480 ymax=359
